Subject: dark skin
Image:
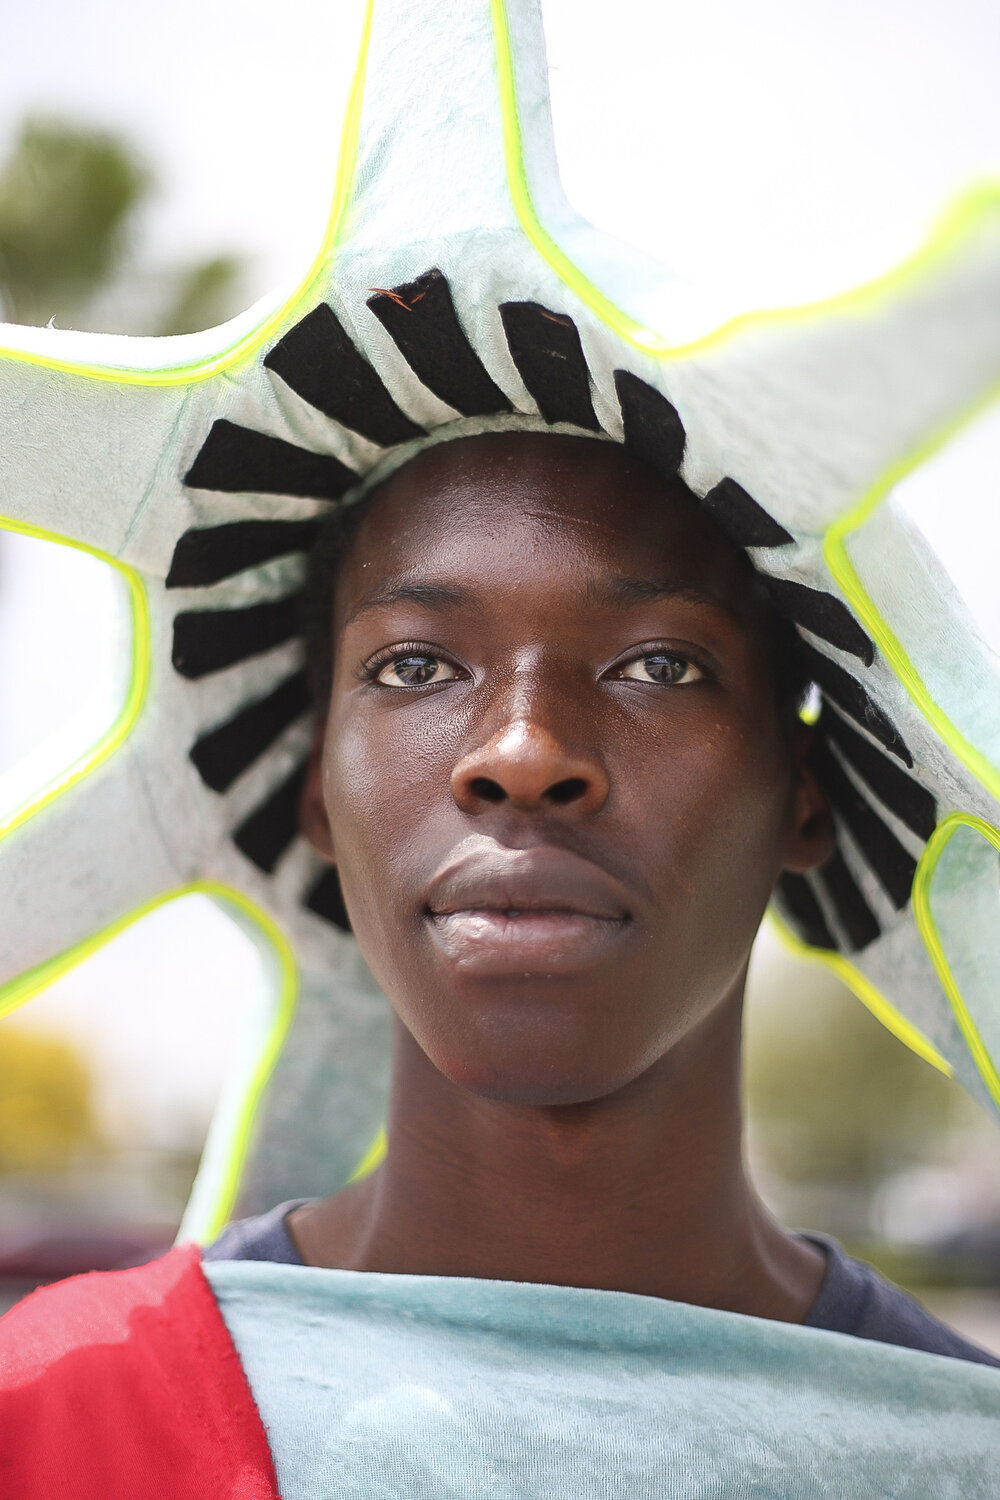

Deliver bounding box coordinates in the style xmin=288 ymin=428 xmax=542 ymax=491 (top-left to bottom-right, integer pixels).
xmin=296 ymin=432 xmax=834 ymax=1321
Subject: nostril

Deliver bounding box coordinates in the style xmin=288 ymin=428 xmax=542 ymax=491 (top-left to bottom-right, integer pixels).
xmin=470 ymin=776 xmax=507 ymax=803
xmin=546 ymin=777 xmax=588 ymax=805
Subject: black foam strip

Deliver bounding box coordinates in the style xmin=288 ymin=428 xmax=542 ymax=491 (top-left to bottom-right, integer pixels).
xmin=172 ymin=597 xmax=301 ymax=680
xmin=613 ymin=370 xmax=685 ymax=480
xmin=368 ymin=270 xmax=512 ymax=418
xmin=305 ymin=867 xmax=351 ymax=931
xmin=498 ymin=301 xmax=600 ymax=430
xmin=190 ymin=672 xmax=311 ymax=794
xmin=816 ymin=851 xmax=881 ymax=951
xmin=184 ymin=419 xmax=357 ymax=502
xmin=702 ymin=477 xmax=794 ymax=548
xmin=764 ymin=577 xmax=875 ymax=665
xmin=799 ymin=644 xmax=912 ymax=766
xmin=232 ymin=760 xmax=308 ymax=874
xmin=264 ymin=303 xmax=423 ymax=446
xmin=776 ymin=873 xmax=837 ymax=951
xmin=166 ymin=520 xmax=320 ymax=589
xmin=814 ymin=740 xmax=918 ymax=910
xmin=821 ymin=709 xmax=936 ymax=842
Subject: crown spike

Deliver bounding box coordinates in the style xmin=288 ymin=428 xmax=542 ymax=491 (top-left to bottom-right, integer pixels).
xmin=339 ymin=0 xmax=564 ymax=250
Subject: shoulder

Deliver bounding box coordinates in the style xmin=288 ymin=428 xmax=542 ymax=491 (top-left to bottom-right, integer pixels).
xmin=0 ymin=1244 xmax=278 ymax=1499
xmin=1 ymin=1243 xmax=208 ymax=1385
xmin=803 ymin=1234 xmax=1000 ymax=1369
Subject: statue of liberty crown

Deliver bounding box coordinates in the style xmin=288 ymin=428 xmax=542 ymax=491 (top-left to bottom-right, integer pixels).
xmin=2 ymin=0 xmax=1000 ymax=1239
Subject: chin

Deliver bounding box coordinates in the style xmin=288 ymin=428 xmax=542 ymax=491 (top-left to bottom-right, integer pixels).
xmin=428 ymin=1036 xmax=650 ymax=1109
xmin=455 ymin=1071 xmax=627 ymax=1109
xmin=393 ymin=973 xmax=676 ymax=1106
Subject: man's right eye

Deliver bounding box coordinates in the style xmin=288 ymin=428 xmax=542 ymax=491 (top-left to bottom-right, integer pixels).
xmin=375 ymin=654 xmax=459 ymax=687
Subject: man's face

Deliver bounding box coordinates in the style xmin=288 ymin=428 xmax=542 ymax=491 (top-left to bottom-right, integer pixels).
xmin=306 ymin=433 xmax=826 ymax=1105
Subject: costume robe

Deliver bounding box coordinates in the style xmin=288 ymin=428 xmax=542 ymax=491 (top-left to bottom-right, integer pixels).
xmin=3 ymin=1246 xmax=1000 ymax=1498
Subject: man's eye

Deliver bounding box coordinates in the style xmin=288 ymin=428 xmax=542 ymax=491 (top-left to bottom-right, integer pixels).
xmin=375 ymin=654 xmax=458 ymax=687
xmin=619 ymin=653 xmax=702 ymax=686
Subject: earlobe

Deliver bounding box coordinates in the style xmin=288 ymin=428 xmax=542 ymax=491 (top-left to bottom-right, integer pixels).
xmin=782 ymin=724 xmax=836 ymax=875
xmin=299 ymin=723 xmax=337 ymax=863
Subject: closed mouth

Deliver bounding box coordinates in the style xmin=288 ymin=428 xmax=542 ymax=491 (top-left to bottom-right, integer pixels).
xmin=425 ymin=839 xmax=631 ymax=922
xmin=424 ymin=840 xmax=632 ymax=973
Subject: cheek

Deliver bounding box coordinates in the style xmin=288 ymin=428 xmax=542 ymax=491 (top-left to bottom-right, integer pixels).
xmin=318 ymin=702 xmax=451 ymax=933
xmin=631 ymin=716 xmax=792 ymax=952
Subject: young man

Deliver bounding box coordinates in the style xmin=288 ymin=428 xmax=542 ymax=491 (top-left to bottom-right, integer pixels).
xmin=237 ymin=430 xmax=836 ymax=1320
xmin=211 ymin=427 xmax=998 ymax=1341
xmin=3 ymin=0 xmax=1000 ymax=1493
xmin=4 ymin=431 xmax=998 ymax=1499
xmin=209 ymin=431 xmax=998 ymax=1345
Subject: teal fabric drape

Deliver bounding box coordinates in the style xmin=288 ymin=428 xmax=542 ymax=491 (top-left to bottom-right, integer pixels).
xmin=206 ymin=1259 xmax=1000 ymax=1498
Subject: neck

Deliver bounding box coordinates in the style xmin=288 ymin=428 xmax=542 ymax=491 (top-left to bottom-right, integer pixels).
xmin=289 ymin=982 xmax=824 ymax=1321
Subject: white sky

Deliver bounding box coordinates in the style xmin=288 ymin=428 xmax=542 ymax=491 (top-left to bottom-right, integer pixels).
xmin=0 ymin=0 xmax=997 ymax=303
xmin=1 ymin=0 xmax=998 ymax=1143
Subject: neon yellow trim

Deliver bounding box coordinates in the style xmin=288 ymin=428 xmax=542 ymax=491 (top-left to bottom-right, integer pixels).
xmin=0 ymin=0 xmax=374 ymax=387
xmin=1 ymin=0 xmax=994 ymax=1228
xmin=820 ymin=379 xmax=1000 ymax=1110
xmin=767 ymin=910 xmax=952 ymax=1075
xmin=493 ymin=1 xmax=1000 ymax=1106
xmin=0 ymin=517 xmax=150 ymax=840
xmin=3 ymin=0 xmax=992 ymax=387
xmin=911 ymin=813 xmax=1000 ymax=1108
xmin=823 ymin=387 xmax=1000 ymax=806
xmin=347 ymin=1123 xmax=388 ymax=1183
xmin=0 ymin=881 xmax=298 ymax=1240
xmin=0 ymin=5 xmax=365 ymax=1234
xmin=491 ymin=0 xmax=1000 ymax=362
xmin=489 ymin=0 xmax=669 ymax=355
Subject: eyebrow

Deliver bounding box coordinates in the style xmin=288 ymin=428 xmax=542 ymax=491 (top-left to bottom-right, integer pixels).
xmin=343 ymin=581 xmax=474 ymax=626
xmin=592 ymin=576 xmax=743 ymax=623
xmin=343 ymin=575 xmax=742 ymax=627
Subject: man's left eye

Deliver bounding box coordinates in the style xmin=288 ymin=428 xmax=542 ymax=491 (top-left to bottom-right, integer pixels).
xmin=618 ymin=654 xmax=702 ymax=686
xmin=376 ymin=654 xmax=458 ymax=687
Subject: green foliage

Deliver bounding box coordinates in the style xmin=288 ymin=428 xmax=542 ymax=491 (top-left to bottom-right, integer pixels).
xmin=0 ymin=116 xmax=244 ymax=334
xmin=0 ymin=1022 xmax=102 ymax=1174
xmin=156 ymin=253 xmax=244 ymax=338
xmin=0 ymin=119 xmax=148 ymax=326
xmin=745 ymin=963 xmax=977 ymax=1192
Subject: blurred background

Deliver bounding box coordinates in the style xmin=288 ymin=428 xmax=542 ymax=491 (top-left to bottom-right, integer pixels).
xmin=1 ymin=0 xmax=999 ymax=1350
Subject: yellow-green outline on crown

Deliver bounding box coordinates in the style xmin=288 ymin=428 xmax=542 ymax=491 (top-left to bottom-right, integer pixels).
xmin=1 ymin=0 xmax=1000 ymax=1244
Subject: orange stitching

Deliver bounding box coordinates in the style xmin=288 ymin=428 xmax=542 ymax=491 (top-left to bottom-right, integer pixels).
xmin=368 ymin=287 xmax=412 ymax=310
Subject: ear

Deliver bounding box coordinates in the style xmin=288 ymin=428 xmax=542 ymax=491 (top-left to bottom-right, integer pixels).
xmin=781 ymin=723 xmax=836 ymax=875
xmin=299 ymin=721 xmax=337 ymax=863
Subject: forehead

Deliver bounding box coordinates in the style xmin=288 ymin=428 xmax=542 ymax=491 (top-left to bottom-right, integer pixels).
xmin=336 ymin=432 xmax=766 ymax=623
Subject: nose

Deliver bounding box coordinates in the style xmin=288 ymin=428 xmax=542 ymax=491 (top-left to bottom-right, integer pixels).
xmin=451 ymin=718 xmax=610 ymax=816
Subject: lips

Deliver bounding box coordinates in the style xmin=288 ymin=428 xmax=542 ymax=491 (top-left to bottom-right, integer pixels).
xmin=424 ymin=839 xmax=631 ymax=973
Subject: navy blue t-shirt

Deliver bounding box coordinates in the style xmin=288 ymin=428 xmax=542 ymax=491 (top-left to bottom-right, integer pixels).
xmin=204 ymin=1198 xmax=1000 ymax=1369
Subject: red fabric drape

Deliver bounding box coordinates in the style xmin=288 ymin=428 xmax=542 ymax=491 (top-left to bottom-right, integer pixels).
xmin=0 ymin=1243 xmax=280 ymax=1499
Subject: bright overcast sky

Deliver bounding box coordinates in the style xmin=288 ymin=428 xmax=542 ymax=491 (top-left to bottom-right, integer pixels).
xmin=1 ymin=0 xmax=998 ymax=1145
xmin=2 ymin=0 xmax=998 ymax=306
